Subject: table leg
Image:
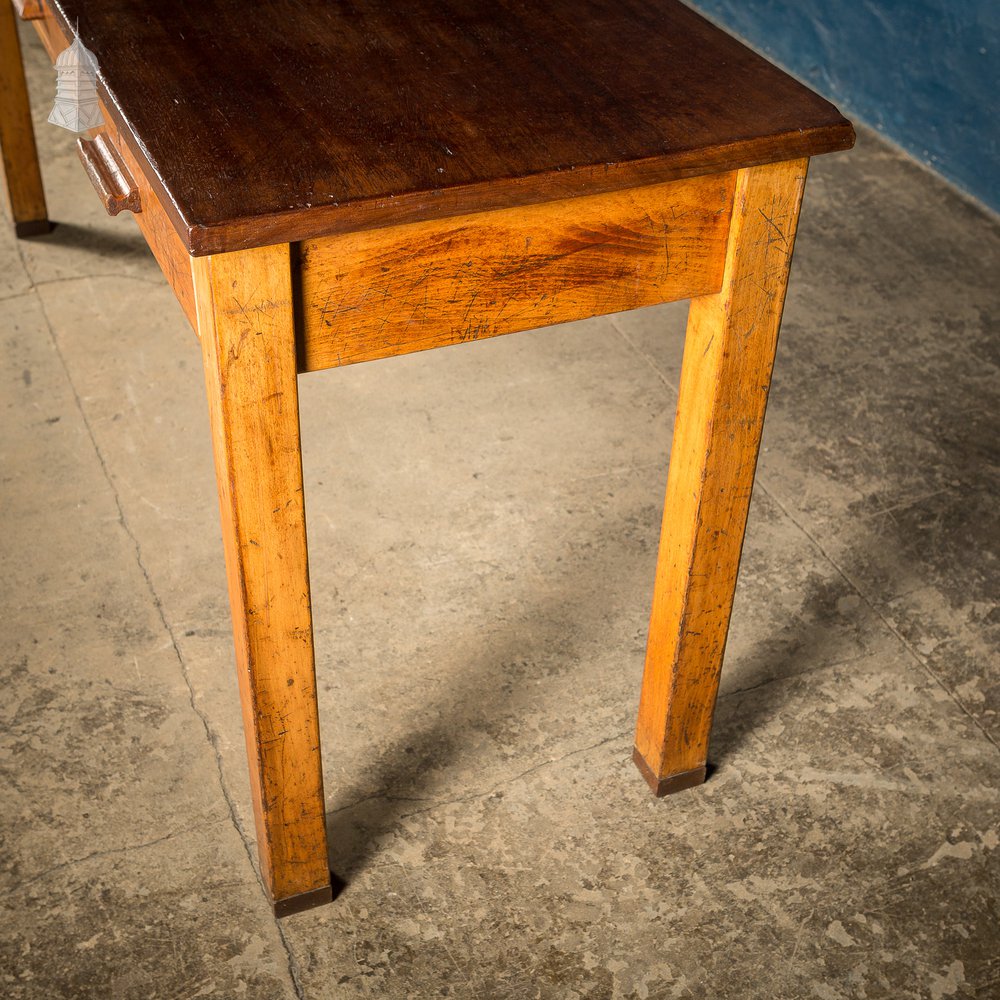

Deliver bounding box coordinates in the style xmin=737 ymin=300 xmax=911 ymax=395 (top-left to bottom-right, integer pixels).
xmin=193 ymin=243 xmax=333 ymax=915
xmin=0 ymin=1 xmax=50 ymax=236
xmin=633 ymin=158 xmax=808 ymax=795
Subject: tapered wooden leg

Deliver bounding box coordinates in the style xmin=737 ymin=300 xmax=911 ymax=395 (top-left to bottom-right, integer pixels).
xmin=0 ymin=1 xmax=50 ymax=236
xmin=633 ymin=159 xmax=808 ymax=795
xmin=193 ymin=244 xmax=332 ymax=915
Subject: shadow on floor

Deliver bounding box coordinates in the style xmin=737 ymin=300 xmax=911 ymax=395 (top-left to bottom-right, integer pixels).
xmin=323 ymin=497 xmax=860 ymax=885
xmin=28 ymin=220 xmax=151 ymax=260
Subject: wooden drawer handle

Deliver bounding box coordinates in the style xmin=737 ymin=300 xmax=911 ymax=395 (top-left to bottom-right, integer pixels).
xmin=13 ymin=0 xmax=45 ymax=20
xmin=76 ymin=135 xmax=142 ymax=216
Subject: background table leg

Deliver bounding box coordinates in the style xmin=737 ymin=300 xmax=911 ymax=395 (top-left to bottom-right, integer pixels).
xmin=194 ymin=244 xmax=332 ymax=914
xmin=633 ymin=158 xmax=809 ymax=795
xmin=0 ymin=1 xmax=50 ymax=236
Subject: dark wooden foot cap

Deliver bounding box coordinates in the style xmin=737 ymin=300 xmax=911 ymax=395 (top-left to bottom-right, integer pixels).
xmin=271 ymin=881 xmax=334 ymax=918
xmin=14 ymin=219 xmax=52 ymax=238
xmin=632 ymin=747 xmax=707 ymax=797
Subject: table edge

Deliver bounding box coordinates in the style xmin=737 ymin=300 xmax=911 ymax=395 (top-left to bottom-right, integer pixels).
xmin=179 ymin=121 xmax=855 ymax=257
xmin=43 ymin=0 xmax=855 ymax=258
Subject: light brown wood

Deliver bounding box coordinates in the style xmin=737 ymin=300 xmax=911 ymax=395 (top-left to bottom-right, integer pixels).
xmin=298 ymin=173 xmax=735 ymax=372
xmin=12 ymin=0 xmax=44 ymax=22
xmin=193 ymin=243 xmax=332 ymax=909
xmin=28 ymin=0 xmax=62 ymax=60
xmin=633 ymin=158 xmax=808 ymax=793
xmin=109 ymin=123 xmax=198 ymax=330
xmin=0 ymin=0 xmax=49 ymax=236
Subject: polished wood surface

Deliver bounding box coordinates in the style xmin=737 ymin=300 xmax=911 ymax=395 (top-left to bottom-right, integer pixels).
xmin=194 ymin=244 xmax=332 ymax=910
xmin=76 ymin=134 xmax=141 ymax=216
xmin=48 ymin=0 xmax=853 ymax=253
xmin=299 ymin=172 xmax=734 ymax=373
xmin=0 ymin=0 xmax=49 ymax=235
xmin=633 ymin=158 xmax=807 ymax=791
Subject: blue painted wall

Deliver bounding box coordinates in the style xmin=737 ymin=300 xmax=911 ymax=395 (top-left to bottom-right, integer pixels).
xmin=689 ymin=0 xmax=1000 ymax=213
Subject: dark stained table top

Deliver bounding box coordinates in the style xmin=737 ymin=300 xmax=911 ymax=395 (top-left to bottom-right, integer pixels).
xmin=50 ymin=0 xmax=854 ymax=254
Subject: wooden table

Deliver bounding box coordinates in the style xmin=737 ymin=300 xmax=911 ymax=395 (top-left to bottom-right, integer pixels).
xmin=1 ymin=0 xmax=854 ymax=916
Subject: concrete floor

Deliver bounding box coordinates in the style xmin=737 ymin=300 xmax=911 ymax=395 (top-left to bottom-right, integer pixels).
xmin=2 ymin=25 xmax=999 ymax=1000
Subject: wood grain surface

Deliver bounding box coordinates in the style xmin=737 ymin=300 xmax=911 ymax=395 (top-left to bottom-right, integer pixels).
xmin=299 ymin=172 xmax=735 ymax=372
xmin=111 ymin=124 xmax=198 ymax=329
xmin=194 ymin=244 xmax=331 ymax=907
xmin=1 ymin=0 xmax=49 ymax=235
xmin=45 ymin=0 xmax=853 ymax=253
xmin=633 ymin=158 xmax=808 ymax=790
